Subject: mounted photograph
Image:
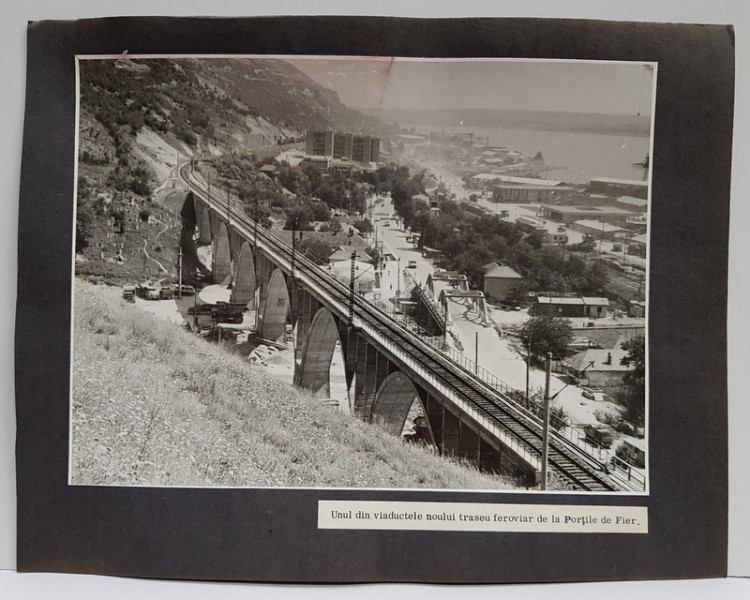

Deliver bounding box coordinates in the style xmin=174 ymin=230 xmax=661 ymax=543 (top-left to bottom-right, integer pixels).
xmin=71 ymin=55 xmax=654 ymax=494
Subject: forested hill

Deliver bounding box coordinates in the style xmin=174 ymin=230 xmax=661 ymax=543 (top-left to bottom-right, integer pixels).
xmin=79 ymin=57 xmax=379 ymax=152
xmin=75 ymin=56 xmax=378 ymax=283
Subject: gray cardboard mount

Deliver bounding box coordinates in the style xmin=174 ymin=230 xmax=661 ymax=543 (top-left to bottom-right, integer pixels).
xmin=16 ymin=16 xmax=732 ymax=582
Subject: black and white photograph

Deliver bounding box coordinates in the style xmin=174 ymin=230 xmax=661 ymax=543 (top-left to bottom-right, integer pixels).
xmin=70 ymin=55 xmax=654 ymax=494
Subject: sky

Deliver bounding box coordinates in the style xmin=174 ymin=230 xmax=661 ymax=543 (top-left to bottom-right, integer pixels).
xmin=285 ymin=57 xmax=655 ymax=116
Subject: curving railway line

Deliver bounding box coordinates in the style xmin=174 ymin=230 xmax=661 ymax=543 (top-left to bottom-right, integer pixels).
xmin=182 ymin=164 xmax=621 ymax=492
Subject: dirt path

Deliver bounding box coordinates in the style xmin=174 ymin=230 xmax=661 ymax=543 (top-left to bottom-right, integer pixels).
xmin=142 ymin=239 xmax=169 ymax=275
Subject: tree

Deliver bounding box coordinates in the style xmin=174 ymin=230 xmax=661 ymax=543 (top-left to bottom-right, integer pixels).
xmin=299 ymin=237 xmax=334 ymax=263
xmin=284 ymin=204 xmax=314 ymax=231
xmin=352 ymin=218 xmax=373 ymax=235
xmin=75 ymin=197 xmax=96 ymax=254
xmin=518 ymin=315 xmax=574 ymax=361
xmin=309 ymin=201 xmax=331 ymax=222
xmin=616 ymin=335 xmax=646 ymax=427
xmin=506 ymin=281 xmax=531 ymax=306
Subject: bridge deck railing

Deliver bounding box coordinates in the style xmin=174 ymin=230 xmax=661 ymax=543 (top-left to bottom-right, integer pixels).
xmin=260 ymin=223 xmax=627 ymax=482
xmin=188 ymin=184 xmax=626 ymax=488
xmin=257 ymin=227 xmax=546 ymax=472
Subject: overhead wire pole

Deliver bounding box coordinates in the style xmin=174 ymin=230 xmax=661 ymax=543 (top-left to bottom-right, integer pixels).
xmin=541 ymin=352 xmax=552 ymax=490
xmin=442 ymin=296 xmax=449 ymax=348
xmin=226 ymin=188 xmax=232 ymax=230
xmin=525 ymin=318 xmax=534 ymax=402
xmin=177 ymin=247 xmax=183 ymax=299
xmin=475 ymin=331 xmax=479 ymax=374
xmin=348 ymin=250 xmax=356 ymax=327
xmin=396 ymin=256 xmax=401 ymax=297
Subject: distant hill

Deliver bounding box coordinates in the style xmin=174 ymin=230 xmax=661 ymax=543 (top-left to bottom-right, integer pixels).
xmin=75 ymin=56 xmax=379 ymax=284
xmin=365 ymin=108 xmax=651 ymax=137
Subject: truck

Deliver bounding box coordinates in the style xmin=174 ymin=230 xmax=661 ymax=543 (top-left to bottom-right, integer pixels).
xmin=122 ymin=285 xmax=136 ymax=303
xmin=583 ymin=425 xmax=614 ymax=449
xmin=135 ymin=283 xmax=161 ymax=300
xmin=189 ymin=302 xmax=245 ymax=324
xmin=211 ymin=302 xmax=245 ymax=324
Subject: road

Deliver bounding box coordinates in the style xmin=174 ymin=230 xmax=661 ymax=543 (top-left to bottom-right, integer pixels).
xmin=369 ymin=194 xmax=627 ymax=440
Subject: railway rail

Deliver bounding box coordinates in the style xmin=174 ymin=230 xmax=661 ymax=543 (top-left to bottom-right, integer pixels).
xmin=182 ymin=164 xmax=621 ymax=492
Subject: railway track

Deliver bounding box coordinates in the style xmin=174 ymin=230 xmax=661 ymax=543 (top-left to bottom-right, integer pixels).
xmin=183 ymin=166 xmax=620 ymax=492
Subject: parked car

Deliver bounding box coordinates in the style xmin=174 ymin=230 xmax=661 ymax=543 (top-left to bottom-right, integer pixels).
xmin=583 ymin=425 xmax=614 ymax=449
xmin=616 ymin=439 xmax=646 ymax=468
xmin=614 ymin=419 xmax=637 ymax=436
xmin=581 ymin=386 xmax=605 ymax=401
xmin=176 ymin=285 xmax=196 ymax=296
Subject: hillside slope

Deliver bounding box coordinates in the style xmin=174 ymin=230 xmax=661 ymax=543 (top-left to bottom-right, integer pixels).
xmin=75 ymin=56 xmax=378 ymax=284
xmin=71 ymin=280 xmax=517 ymax=490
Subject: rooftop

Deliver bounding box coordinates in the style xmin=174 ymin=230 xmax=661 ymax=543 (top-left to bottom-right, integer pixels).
xmin=579 ymin=328 xmax=626 ymax=350
xmin=432 ymin=270 xmax=469 ymax=281
xmin=470 ymin=173 xmax=502 ymax=182
xmin=617 ymin=196 xmax=649 ymax=207
xmin=543 ymin=205 xmax=636 ymax=216
xmin=329 ymin=247 xmax=372 ymax=263
xmin=537 ymin=296 xmax=610 ymax=307
xmin=495 ymin=184 xmax=574 ymax=191
xmin=590 ymin=177 xmax=649 ymax=187
xmin=484 ymin=265 xmax=523 ymax=279
xmin=495 ymin=175 xmax=564 ymax=187
xmin=446 ymin=290 xmax=486 ymax=298
xmin=573 ymin=220 xmax=630 ymax=233
xmin=563 ymin=348 xmax=631 ymax=372
xmin=627 ymin=233 xmax=649 ymax=245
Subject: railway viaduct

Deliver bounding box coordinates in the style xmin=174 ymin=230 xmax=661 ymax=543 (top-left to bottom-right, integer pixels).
xmin=177 ymin=172 xmax=619 ymax=492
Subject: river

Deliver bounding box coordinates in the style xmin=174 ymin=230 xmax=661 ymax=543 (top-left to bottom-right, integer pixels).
xmin=402 ymin=123 xmax=651 ymax=185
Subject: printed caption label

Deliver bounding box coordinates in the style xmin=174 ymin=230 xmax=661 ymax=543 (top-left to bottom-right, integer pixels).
xmin=319 ymin=501 xmax=648 ymax=533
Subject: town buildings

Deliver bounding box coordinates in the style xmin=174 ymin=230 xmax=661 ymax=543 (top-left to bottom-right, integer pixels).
xmin=533 ymin=296 xmax=610 ymax=318
xmin=539 ymin=204 xmax=637 ymax=226
xmin=305 ymin=130 xmax=381 ymax=164
xmin=588 ymin=177 xmax=648 ymax=200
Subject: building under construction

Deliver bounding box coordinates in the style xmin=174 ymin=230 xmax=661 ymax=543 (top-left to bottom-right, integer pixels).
xmin=305 ymin=130 xmax=381 ymax=164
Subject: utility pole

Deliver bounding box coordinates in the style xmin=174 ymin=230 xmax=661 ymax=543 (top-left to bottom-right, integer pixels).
xmin=541 ymin=352 xmax=552 ymax=491
xmin=475 ymin=331 xmax=479 ymax=374
xmin=442 ymin=298 xmax=449 ymax=348
xmin=207 ymin=173 xmax=211 ymax=211
xmin=177 ymin=247 xmax=183 ymax=299
xmin=193 ymin=293 xmax=198 ymax=331
xmin=226 ymin=189 xmax=232 ymax=229
xmin=396 ymin=256 xmax=401 ymax=297
xmin=348 ymin=250 xmax=356 ymax=327
xmin=291 ymin=219 xmax=297 ymax=282
xmin=525 ymin=319 xmax=533 ymax=402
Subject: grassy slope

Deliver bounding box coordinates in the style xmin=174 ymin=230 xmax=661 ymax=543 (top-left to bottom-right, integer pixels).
xmin=71 ymin=280 xmax=518 ymax=490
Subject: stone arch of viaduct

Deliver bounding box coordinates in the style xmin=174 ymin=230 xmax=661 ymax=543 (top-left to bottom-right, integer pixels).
xmin=180 ymin=193 xmax=537 ymax=484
